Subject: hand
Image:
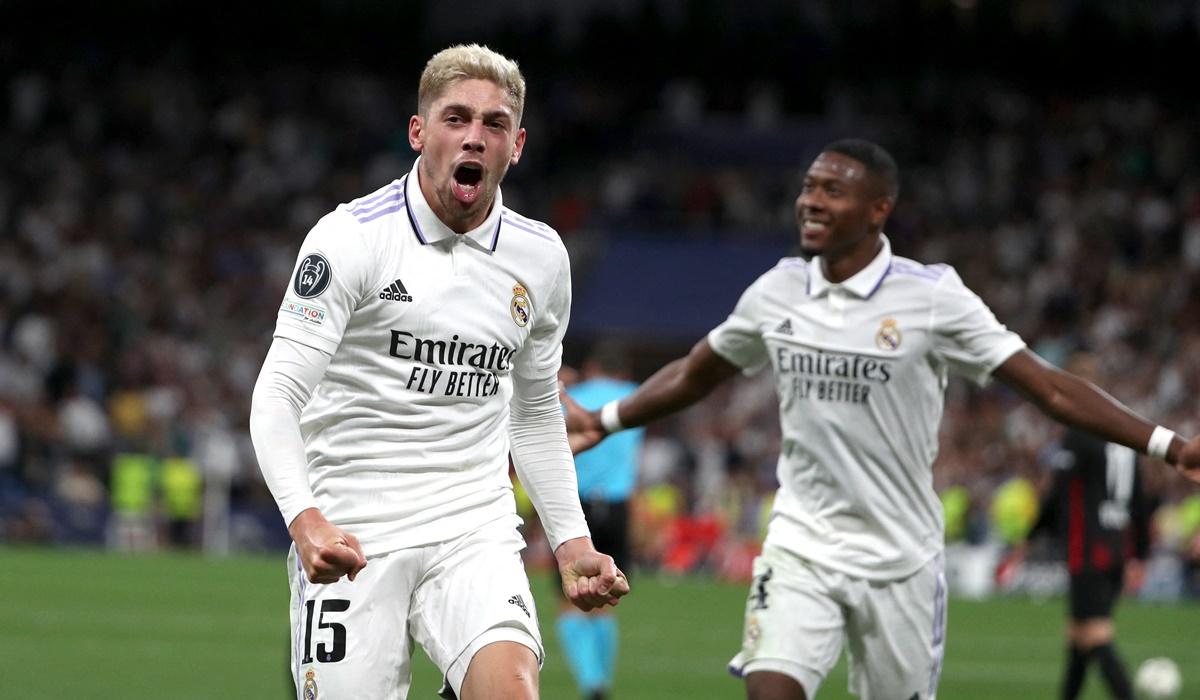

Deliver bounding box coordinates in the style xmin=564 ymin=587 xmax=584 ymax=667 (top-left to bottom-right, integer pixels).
xmin=1124 ymin=558 xmax=1146 ymax=594
xmin=560 ymin=387 xmax=606 ymax=455
xmin=555 ymin=536 xmax=630 ymax=612
xmin=1174 ymin=435 xmax=1200 ymax=484
xmin=995 ymin=542 xmax=1027 ymax=589
xmin=289 ymin=508 xmax=368 ymax=584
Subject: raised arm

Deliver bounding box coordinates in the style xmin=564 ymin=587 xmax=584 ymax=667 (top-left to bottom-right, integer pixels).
xmin=993 ymin=349 xmax=1200 ymax=478
xmin=566 ymin=337 xmax=741 ymax=453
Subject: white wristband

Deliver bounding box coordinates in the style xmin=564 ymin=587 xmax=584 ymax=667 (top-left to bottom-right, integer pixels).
xmin=599 ymin=400 xmax=625 ymax=434
xmin=1147 ymin=426 xmax=1176 ymax=461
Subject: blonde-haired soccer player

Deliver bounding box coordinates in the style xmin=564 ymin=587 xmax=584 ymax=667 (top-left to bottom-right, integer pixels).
xmin=567 ymin=139 xmax=1200 ymax=700
xmin=251 ymin=44 xmax=628 ymax=700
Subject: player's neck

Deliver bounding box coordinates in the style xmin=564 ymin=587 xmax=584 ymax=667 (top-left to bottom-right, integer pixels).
xmin=445 ymin=202 xmax=494 ymax=234
xmin=431 ymin=195 xmax=495 ymax=235
xmin=821 ymin=233 xmax=882 ymax=284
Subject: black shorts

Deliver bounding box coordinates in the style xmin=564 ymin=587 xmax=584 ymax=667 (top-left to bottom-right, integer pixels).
xmin=553 ymin=499 xmax=630 ymax=598
xmin=1068 ymin=568 xmax=1123 ymax=620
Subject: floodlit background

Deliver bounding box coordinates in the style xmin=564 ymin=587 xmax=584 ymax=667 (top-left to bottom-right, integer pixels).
xmin=2 ymin=1 xmax=1199 ymax=697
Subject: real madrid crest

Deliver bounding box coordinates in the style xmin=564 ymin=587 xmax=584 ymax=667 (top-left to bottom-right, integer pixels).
xmin=875 ymin=318 xmax=902 ymax=350
xmin=511 ymin=283 xmax=531 ymax=327
xmin=303 ymin=669 xmax=319 ymax=700
xmin=744 ymin=614 xmax=761 ymax=650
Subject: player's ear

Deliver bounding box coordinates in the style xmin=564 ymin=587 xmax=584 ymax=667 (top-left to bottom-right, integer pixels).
xmin=869 ymin=196 xmax=894 ymax=228
xmin=510 ymin=127 xmax=526 ymax=166
xmin=408 ymin=115 xmax=425 ymax=152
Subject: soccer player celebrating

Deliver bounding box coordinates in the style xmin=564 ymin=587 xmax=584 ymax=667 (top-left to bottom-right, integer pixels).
xmin=250 ymin=45 xmax=628 ymax=700
xmin=566 ymin=139 xmax=1200 ymax=700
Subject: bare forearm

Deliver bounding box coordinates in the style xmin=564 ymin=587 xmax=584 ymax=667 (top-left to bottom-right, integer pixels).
xmin=1022 ymin=367 xmax=1182 ymax=464
xmin=618 ymin=359 xmax=700 ymax=426
xmin=998 ymin=355 xmax=1185 ymax=465
xmin=613 ymin=339 xmax=739 ymax=429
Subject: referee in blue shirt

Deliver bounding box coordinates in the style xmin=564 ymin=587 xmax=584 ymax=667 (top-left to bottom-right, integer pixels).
xmin=557 ymin=342 xmax=644 ymax=700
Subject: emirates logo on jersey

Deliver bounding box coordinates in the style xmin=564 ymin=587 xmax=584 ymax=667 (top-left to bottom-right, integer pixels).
xmin=388 ymin=330 xmax=516 ymax=399
xmin=875 ymin=318 xmax=902 ymax=351
xmin=776 ymin=347 xmax=893 ymax=406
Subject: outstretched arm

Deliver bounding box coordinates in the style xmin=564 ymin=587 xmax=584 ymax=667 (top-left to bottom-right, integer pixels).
xmin=993 ymin=349 xmax=1200 ymax=478
xmin=566 ymin=338 xmax=741 ymax=453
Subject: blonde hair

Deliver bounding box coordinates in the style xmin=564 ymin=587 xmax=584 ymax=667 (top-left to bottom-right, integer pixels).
xmin=418 ymin=44 xmax=526 ymax=124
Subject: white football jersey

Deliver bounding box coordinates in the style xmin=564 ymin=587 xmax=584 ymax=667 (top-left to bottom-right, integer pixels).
xmin=273 ymin=158 xmax=570 ymax=555
xmin=709 ymin=236 xmax=1025 ymax=580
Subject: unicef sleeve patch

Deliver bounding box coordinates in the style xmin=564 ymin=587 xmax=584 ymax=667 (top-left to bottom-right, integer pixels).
xmin=293 ymin=253 xmax=332 ymax=298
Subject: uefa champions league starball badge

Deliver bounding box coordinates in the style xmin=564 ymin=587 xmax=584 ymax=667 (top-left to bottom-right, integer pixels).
xmin=511 ymin=284 xmax=531 ymax=327
xmin=293 ymin=254 xmax=332 ymax=299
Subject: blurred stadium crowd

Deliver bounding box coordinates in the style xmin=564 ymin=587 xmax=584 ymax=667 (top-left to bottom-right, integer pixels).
xmin=2 ymin=1 xmax=1200 ymax=598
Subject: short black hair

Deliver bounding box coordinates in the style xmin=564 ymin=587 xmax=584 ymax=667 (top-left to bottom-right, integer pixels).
xmin=822 ymin=139 xmax=900 ymax=200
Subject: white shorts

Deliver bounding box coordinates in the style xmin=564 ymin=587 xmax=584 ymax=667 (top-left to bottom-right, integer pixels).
xmin=288 ymin=516 xmax=543 ymax=700
xmin=728 ymin=545 xmax=947 ymax=700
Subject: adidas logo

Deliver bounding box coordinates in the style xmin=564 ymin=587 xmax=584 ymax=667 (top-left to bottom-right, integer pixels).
xmin=507 ymin=594 xmax=530 ymax=618
xmin=380 ymin=278 xmax=413 ymax=302
xmin=774 ymin=318 xmax=793 ymax=335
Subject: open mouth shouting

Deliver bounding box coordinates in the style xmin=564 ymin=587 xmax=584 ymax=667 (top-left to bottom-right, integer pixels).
xmin=451 ymin=161 xmax=484 ymax=205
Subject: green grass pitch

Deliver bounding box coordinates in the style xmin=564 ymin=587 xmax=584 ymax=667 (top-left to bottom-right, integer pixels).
xmin=2 ymin=547 xmax=1196 ymax=698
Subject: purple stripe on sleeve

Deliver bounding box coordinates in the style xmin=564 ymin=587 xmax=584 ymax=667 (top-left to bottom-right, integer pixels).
xmin=349 ymin=181 xmax=402 ymax=212
xmin=503 ymin=217 xmax=556 ymax=241
xmin=505 ymin=210 xmax=554 ymax=233
xmin=889 ymin=262 xmax=943 ymax=282
xmin=352 ymin=191 xmax=406 ymax=218
xmin=356 ymin=200 xmax=406 ymax=224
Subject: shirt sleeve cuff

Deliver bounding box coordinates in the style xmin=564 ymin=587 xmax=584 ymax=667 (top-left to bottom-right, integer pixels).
xmin=976 ymin=336 xmax=1027 ymax=386
xmin=706 ymin=330 xmax=767 ymax=376
xmin=280 ymin=497 xmax=321 ymax=529
xmin=548 ymin=525 xmax=593 ymax=553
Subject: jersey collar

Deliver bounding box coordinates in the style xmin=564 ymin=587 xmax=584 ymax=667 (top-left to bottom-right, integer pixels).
xmin=807 ymin=234 xmax=893 ymax=299
xmin=403 ymin=157 xmax=504 ymax=253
